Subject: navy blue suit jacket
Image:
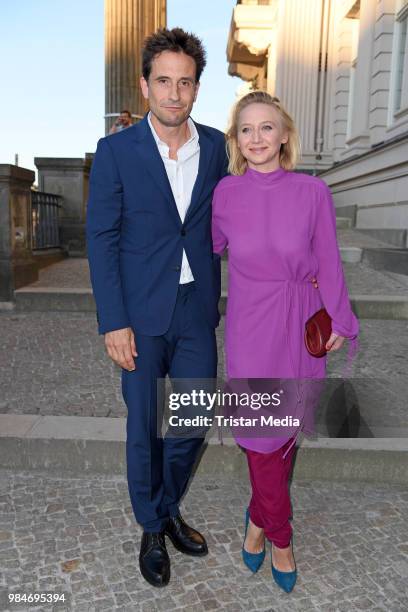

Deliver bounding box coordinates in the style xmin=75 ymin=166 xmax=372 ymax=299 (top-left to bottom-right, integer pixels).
xmin=86 ymin=114 xmax=228 ymax=336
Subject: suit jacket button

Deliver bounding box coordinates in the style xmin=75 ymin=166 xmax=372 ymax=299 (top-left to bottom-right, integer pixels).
xmin=180 ymin=229 xmax=186 ymax=236
xmin=173 ymin=265 xmax=181 ymax=271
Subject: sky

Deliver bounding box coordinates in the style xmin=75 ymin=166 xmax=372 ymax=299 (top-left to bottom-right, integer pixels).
xmin=0 ymin=0 xmax=242 ymax=176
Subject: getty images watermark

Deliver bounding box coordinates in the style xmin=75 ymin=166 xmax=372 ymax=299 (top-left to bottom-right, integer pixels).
xmin=167 ymin=389 xmax=301 ymax=429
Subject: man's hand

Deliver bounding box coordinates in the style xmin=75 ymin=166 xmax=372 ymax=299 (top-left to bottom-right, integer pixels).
xmin=325 ymin=333 xmax=345 ymax=352
xmin=104 ymin=327 xmax=137 ymax=371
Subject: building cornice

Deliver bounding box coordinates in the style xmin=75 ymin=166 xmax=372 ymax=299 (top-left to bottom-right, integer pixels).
xmin=227 ymin=2 xmax=277 ymax=81
xmin=34 ymin=158 xmax=92 ymax=172
xmin=319 ymin=131 xmax=408 ymax=176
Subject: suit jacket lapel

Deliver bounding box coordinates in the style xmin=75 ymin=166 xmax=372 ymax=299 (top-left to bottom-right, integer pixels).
xmin=185 ymin=121 xmax=215 ymax=223
xmin=130 ymin=115 xmax=182 ymax=224
xmin=129 ymin=115 xmax=215 ymax=225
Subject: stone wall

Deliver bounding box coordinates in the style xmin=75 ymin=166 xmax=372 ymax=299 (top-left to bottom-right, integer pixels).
xmin=0 ymin=165 xmax=38 ymax=301
xmin=34 ymin=156 xmax=92 ymax=256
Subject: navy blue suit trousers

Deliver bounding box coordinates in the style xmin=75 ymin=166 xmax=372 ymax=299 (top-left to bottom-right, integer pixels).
xmin=122 ymin=282 xmax=217 ymax=531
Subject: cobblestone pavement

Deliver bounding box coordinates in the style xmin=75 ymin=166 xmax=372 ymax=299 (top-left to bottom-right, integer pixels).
xmin=0 ymin=469 xmax=407 ymax=612
xmin=0 ymin=312 xmax=407 ymax=430
xmin=27 ymin=260 xmax=92 ymax=289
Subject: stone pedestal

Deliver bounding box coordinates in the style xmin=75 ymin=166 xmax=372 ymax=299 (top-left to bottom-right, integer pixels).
xmin=34 ymin=157 xmax=92 ymax=256
xmin=104 ymin=0 xmax=166 ymax=134
xmin=0 ymin=165 xmax=38 ymax=301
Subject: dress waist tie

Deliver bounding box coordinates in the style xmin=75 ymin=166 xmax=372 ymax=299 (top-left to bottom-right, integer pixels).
xmin=282 ymin=279 xmax=311 ymax=459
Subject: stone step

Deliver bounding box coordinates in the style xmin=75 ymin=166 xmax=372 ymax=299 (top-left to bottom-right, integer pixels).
xmin=14 ymin=287 xmax=96 ymax=312
xmin=356 ymin=228 xmax=408 ymax=249
xmin=0 ymin=414 xmax=406 ymax=484
xmin=338 ymin=228 xmax=400 ymax=249
xmin=13 ymin=286 xmax=408 ymax=320
xmin=340 ymin=246 xmax=362 ymax=263
xmin=349 ymin=294 xmax=408 ymax=319
xmin=362 ymin=247 xmax=408 ymax=276
xmin=335 ymin=204 xmax=357 ymax=227
xmin=336 ymin=217 xmax=352 ymax=229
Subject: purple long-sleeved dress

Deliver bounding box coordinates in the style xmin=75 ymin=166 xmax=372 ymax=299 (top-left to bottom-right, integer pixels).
xmin=212 ymin=166 xmax=359 ymax=455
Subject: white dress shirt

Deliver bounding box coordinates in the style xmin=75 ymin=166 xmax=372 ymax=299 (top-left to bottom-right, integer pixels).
xmin=147 ymin=111 xmax=200 ymax=284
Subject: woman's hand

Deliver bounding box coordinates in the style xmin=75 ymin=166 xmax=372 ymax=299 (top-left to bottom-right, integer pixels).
xmin=325 ymin=333 xmax=345 ymax=352
xmin=310 ymin=278 xmax=346 ymax=352
xmin=309 ymin=278 xmax=346 ymax=352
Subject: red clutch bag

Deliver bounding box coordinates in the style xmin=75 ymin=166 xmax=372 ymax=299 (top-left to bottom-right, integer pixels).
xmin=304 ymin=308 xmax=332 ymax=357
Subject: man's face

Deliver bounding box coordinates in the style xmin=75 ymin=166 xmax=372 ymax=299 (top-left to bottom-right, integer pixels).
xmin=120 ymin=112 xmax=131 ymax=126
xmin=140 ymin=50 xmax=199 ymax=127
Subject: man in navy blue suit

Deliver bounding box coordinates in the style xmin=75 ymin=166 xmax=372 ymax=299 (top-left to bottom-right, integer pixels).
xmin=86 ymin=28 xmax=227 ymax=587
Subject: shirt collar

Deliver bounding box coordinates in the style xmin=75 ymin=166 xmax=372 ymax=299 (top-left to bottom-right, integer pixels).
xmin=147 ymin=111 xmax=199 ymax=157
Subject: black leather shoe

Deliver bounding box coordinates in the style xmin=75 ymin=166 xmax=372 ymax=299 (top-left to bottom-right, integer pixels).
xmin=139 ymin=531 xmax=170 ymax=587
xmin=164 ymin=514 xmax=208 ymax=556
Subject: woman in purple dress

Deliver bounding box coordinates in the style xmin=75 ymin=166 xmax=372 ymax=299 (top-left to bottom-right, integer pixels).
xmin=212 ymin=91 xmax=358 ymax=593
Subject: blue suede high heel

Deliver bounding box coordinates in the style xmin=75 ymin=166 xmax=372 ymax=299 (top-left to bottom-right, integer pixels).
xmin=242 ymin=508 xmax=265 ymax=573
xmin=271 ymin=543 xmax=297 ymax=593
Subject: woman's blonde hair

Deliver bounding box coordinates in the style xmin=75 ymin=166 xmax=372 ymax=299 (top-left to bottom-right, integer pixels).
xmin=226 ymin=91 xmax=300 ymax=175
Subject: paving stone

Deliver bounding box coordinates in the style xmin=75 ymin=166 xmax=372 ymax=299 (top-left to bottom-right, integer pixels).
xmin=1 ymin=312 xmax=407 ymax=435
xmin=0 ymin=469 xmax=407 ymax=610
xmin=1 ymin=252 xmax=408 ymax=610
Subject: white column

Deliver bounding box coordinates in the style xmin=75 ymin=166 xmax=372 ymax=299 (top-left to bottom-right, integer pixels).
xmin=266 ymin=31 xmax=277 ymax=94
xmin=104 ymin=0 xmax=166 ymax=135
xmin=274 ymin=0 xmax=327 ymax=165
xmin=369 ymin=0 xmax=395 ymax=143
xmin=344 ymin=0 xmax=376 ymax=152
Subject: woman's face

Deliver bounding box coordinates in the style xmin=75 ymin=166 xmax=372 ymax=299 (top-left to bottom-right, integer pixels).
xmin=237 ymin=103 xmax=288 ymax=172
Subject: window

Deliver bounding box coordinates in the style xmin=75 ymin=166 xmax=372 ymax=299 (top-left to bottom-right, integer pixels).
xmin=391 ymin=1 xmax=408 ymax=115
xmin=345 ymin=17 xmax=360 ymax=142
xmin=394 ymin=12 xmax=408 ymax=111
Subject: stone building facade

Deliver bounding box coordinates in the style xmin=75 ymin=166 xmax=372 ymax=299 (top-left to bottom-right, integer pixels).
xmin=227 ymin=0 xmax=408 ymax=241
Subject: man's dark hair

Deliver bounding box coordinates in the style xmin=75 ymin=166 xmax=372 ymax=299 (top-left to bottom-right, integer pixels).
xmin=120 ymin=109 xmax=131 ymax=117
xmin=142 ymin=27 xmax=207 ymax=83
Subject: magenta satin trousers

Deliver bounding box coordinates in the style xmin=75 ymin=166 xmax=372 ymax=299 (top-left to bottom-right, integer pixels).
xmin=246 ymin=437 xmax=296 ymax=548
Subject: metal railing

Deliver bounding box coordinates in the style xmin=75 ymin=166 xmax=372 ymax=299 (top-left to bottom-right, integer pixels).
xmin=31 ymin=191 xmax=62 ymax=249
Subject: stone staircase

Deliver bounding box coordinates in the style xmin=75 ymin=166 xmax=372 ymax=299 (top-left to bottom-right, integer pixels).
xmin=336 ymin=209 xmax=408 ymax=276
xmin=12 ymin=218 xmax=408 ymax=320
xmin=2 ymin=216 xmax=408 ymax=483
